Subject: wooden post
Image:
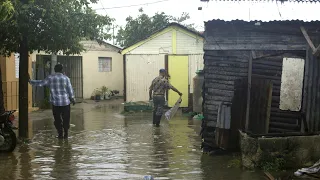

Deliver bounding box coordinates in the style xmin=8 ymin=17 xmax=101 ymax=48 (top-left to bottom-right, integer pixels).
xmin=313 ymin=45 xmax=320 ymax=56
xmin=300 ymin=26 xmax=316 ymax=52
xmin=0 ymin=65 xmax=5 ymax=114
xmin=248 ymin=77 xmax=273 ymax=134
xmin=245 ymin=52 xmax=253 ymax=131
xmin=51 ymin=53 xmax=57 ymax=74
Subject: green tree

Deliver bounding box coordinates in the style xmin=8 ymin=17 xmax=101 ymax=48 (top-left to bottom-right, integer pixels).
xmin=0 ymin=0 xmax=14 ymax=22
xmin=116 ymin=8 xmax=194 ymax=47
xmin=0 ymin=0 xmax=113 ymax=138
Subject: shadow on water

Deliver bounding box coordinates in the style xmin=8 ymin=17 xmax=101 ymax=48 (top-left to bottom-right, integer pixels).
xmin=0 ymin=101 xmax=265 ymax=179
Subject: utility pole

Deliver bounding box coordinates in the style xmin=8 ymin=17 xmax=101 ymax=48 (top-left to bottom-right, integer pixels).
xmin=112 ymin=25 xmax=115 ymax=45
xmin=51 ymin=54 xmax=57 ymax=74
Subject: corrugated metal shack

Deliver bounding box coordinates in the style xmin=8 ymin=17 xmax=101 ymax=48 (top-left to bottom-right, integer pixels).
xmin=202 ymin=20 xmax=320 ymax=151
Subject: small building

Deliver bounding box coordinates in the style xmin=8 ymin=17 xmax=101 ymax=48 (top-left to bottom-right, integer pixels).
xmin=202 ymin=20 xmax=320 ymax=150
xmin=121 ymin=23 xmax=204 ymax=108
xmin=31 ymin=40 xmax=123 ymax=105
xmin=79 ymin=40 xmax=123 ymax=99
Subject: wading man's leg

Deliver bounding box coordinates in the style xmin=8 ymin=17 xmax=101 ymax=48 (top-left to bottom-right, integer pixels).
xmin=52 ymin=105 xmax=63 ymax=139
xmin=154 ymin=96 xmax=165 ymax=127
xmin=153 ymin=96 xmax=159 ymax=125
xmin=61 ymin=105 xmax=71 ymax=139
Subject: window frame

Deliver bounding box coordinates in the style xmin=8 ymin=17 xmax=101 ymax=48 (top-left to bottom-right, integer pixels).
xmin=98 ymin=57 xmax=112 ymax=72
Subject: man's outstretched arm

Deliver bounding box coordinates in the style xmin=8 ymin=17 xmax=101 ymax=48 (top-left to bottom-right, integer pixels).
xmin=167 ymin=81 xmax=182 ymax=96
xmin=28 ymin=74 xmax=49 ymax=87
xmin=171 ymin=86 xmax=182 ymax=96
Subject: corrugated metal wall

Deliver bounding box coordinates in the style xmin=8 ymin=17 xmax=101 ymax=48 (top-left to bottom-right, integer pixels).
xmin=126 ymin=54 xmax=165 ymax=102
xmin=203 ymin=50 xmax=305 ymax=131
xmin=203 ymin=50 xmax=249 ymax=127
xmin=126 ymin=54 xmax=204 ymax=102
xmin=189 ymin=54 xmax=204 ymax=93
xmin=252 ymin=52 xmax=302 ymax=133
xmin=34 ymin=55 xmax=83 ymax=105
xmin=57 ymin=56 xmax=83 ymax=98
xmin=304 ymin=46 xmax=320 ymax=132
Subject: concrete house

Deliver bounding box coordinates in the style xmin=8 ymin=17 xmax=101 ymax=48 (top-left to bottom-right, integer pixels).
xmin=31 ymin=40 xmax=123 ymax=105
xmin=121 ymin=23 xmax=204 ymax=108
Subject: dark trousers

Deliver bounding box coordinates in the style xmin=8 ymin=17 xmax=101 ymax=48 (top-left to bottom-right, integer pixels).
xmin=52 ymin=105 xmax=71 ymax=134
xmin=153 ymin=95 xmax=165 ymax=125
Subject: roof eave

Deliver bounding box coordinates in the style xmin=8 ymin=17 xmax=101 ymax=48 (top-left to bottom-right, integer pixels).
xmin=121 ymin=23 xmax=204 ymax=55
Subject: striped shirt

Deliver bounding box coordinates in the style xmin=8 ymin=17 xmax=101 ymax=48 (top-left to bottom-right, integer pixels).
xmin=29 ymin=73 xmax=75 ymax=106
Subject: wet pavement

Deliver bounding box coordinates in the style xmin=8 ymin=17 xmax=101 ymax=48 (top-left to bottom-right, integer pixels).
xmin=0 ymin=100 xmax=264 ymax=180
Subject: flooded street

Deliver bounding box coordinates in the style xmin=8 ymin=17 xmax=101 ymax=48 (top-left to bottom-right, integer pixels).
xmin=0 ymin=101 xmax=264 ymax=180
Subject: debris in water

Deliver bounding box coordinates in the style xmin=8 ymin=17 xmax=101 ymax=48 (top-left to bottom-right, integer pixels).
xmin=143 ymin=175 xmax=154 ymax=180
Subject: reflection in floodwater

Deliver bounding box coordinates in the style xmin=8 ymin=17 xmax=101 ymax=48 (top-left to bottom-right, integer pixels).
xmin=0 ymin=101 xmax=264 ymax=179
xmin=51 ymin=141 xmax=77 ymax=179
xmin=150 ymin=128 xmax=170 ymax=178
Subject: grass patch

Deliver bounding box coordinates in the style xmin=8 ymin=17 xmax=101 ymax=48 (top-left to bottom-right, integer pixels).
xmin=258 ymin=152 xmax=286 ymax=172
xmin=228 ymin=156 xmax=242 ymax=168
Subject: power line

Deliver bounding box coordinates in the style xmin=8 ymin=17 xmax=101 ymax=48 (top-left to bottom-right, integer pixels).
xmin=276 ymin=0 xmax=283 ymax=19
xmin=93 ymin=0 xmax=171 ymax=10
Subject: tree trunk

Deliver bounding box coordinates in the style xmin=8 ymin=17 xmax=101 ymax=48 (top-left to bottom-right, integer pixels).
xmin=0 ymin=66 xmax=5 ymax=114
xmin=51 ymin=54 xmax=57 ymax=74
xmin=18 ymin=35 xmax=29 ymax=138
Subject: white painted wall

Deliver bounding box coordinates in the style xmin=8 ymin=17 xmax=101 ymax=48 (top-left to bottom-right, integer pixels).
xmin=126 ymin=54 xmax=165 ymax=102
xmin=125 ymin=30 xmax=173 ymax=55
xmin=176 ymin=30 xmax=204 ymax=54
xmin=124 ymin=26 xmax=204 ymax=102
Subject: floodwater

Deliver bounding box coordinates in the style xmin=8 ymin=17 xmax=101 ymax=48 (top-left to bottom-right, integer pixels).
xmin=0 ymin=101 xmax=264 ymax=180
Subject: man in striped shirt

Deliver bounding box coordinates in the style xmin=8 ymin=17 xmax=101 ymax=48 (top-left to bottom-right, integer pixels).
xmin=29 ymin=64 xmax=75 ymax=139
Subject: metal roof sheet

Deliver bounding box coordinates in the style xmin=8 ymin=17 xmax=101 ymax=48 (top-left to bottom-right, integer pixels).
xmin=203 ymin=0 xmax=320 ymax=2
xmin=205 ymin=19 xmax=320 ymax=23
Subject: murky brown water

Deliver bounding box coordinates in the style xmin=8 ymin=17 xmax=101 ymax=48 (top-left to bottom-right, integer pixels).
xmin=0 ymin=101 xmax=264 ymax=180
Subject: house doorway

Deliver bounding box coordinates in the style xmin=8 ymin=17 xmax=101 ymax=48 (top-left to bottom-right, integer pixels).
xmin=33 ymin=55 xmax=83 ymax=106
xmin=167 ymin=55 xmax=189 ymax=108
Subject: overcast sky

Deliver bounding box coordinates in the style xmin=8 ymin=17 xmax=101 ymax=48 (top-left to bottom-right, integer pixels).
xmin=90 ymin=0 xmax=320 ymax=44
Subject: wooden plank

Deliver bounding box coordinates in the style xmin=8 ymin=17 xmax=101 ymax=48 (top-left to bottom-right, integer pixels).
xmin=269 ymin=122 xmax=299 ymax=130
xmin=300 ymin=26 xmax=316 ymax=52
xmin=266 ymin=82 xmax=272 ymax=133
xmin=204 ymin=43 xmax=306 ymax=51
xmin=248 ymin=78 xmax=273 ymax=134
xmin=230 ymin=78 xmax=248 ymax=150
xmin=313 ymin=45 xmax=320 ymax=56
xmin=245 ymin=53 xmax=252 ymax=132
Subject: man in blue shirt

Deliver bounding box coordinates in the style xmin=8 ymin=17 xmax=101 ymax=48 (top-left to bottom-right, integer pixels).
xmin=29 ymin=64 xmax=75 ymax=139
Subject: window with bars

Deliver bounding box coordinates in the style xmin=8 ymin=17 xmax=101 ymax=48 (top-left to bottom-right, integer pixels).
xmin=98 ymin=57 xmax=112 ymax=72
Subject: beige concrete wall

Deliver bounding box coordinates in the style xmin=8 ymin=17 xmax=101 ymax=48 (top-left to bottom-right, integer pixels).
xmin=82 ymin=50 xmax=123 ymax=99
xmin=0 ymin=54 xmax=32 ymax=111
xmin=31 ymin=41 xmax=124 ymax=99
